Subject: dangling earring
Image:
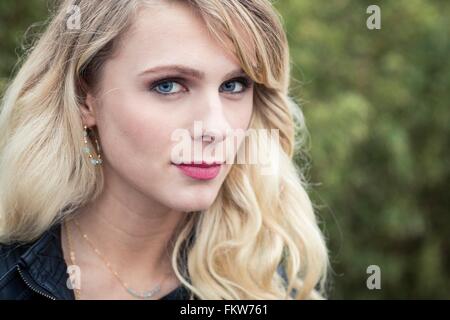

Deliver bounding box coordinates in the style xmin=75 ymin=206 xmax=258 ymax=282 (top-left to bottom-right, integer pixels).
xmin=83 ymin=125 xmax=103 ymax=166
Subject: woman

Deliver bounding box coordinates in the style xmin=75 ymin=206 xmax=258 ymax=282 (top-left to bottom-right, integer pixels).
xmin=0 ymin=0 xmax=328 ymax=300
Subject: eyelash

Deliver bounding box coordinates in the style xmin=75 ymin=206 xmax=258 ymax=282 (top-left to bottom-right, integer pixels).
xmin=149 ymin=76 xmax=252 ymax=96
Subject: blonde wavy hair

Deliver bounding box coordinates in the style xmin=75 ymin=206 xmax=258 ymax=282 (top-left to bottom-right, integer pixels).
xmin=0 ymin=0 xmax=329 ymax=299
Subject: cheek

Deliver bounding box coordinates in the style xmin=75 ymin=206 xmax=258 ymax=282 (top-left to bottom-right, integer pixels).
xmin=230 ymin=94 xmax=254 ymax=144
xmin=97 ymin=93 xmax=175 ymax=167
xmin=236 ymin=93 xmax=254 ymax=129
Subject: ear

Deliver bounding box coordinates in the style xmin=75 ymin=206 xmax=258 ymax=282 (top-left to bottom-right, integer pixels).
xmin=80 ymin=92 xmax=97 ymax=127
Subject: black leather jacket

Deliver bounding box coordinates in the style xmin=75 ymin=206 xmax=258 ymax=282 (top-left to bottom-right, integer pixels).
xmin=0 ymin=222 xmax=190 ymax=300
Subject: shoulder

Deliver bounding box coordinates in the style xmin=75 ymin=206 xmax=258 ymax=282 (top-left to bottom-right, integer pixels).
xmin=0 ymin=223 xmax=60 ymax=280
xmin=0 ymin=242 xmax=31 ymax=281
xmin=0 ymin=242 xmax=35 ymax=299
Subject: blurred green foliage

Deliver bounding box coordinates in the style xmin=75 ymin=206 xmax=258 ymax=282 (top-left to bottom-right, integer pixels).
xmin=0 ymin=0 xmax=448 ymax=299
xmin=274 ymin=0 xmax=450 ymax=299
xmin=0 ymin=0 xmax=50 ymax=89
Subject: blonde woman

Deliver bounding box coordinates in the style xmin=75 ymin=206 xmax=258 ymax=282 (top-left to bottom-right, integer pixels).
xmin=0 ymin=0 xmax=328 ymax=300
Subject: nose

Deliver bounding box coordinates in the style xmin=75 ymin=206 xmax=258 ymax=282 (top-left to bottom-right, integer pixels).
xmin=188 ymin=91 xmax=233 ymax=163
xmin=191 ymin=91 xmax=232 ymax=144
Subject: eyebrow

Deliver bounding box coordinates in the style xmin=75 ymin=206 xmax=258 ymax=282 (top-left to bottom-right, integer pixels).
xmin=138 ymin=64 xmax=247 ymax=80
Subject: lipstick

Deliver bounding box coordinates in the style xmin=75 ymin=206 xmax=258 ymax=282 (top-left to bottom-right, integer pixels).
xmin=173 ymin=161 xmax=222 ymax=180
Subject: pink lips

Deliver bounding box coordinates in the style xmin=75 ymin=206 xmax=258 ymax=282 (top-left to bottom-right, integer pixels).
xmin=173 ymin=161 xmax=222 ymax=180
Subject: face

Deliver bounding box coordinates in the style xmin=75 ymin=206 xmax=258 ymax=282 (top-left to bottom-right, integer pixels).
xmin=82 ymin=1 xmax=254 ymax=212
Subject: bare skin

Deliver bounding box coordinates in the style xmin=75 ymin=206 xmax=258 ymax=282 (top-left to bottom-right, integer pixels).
xmin=61 ymin=0 xmax=254 ymax=300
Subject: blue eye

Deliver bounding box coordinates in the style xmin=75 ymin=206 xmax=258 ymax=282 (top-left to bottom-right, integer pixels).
xmin=150 ymin=76 xmax=252 ymax=96
xmin=153 ymin=81 xmax=184 ymax=95
xmin=220 ymin=79 xmax=249 ymax=94
xmin=223 ymin=81 xmax=244 ymax=93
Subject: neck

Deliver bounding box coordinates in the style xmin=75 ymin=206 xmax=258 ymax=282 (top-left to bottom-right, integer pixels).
xmin=71 ymin=177 xmax=185 ymax=278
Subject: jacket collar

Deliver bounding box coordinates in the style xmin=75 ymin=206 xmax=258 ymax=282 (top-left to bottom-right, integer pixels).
xmin=18 ymin=222 xmax=75 ymax=300
xmin=15 ymin=222 xmax=193 ymax=300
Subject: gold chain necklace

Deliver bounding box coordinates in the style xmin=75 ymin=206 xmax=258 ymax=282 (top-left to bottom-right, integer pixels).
xmin=64 ymin=218 xmax=170 ymax=300
xmin=64 ymin=219 xmax=81 ymax=300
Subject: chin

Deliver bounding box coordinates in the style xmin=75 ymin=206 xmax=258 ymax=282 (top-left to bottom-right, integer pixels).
xmin=168 ymin=191 xmax=218 ymax=212
xmin=176 ymin=200 xmax=215 ymax=212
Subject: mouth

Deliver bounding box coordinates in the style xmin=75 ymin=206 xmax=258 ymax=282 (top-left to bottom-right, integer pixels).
xmin=171 ymin=161 xmax=224 ymax=180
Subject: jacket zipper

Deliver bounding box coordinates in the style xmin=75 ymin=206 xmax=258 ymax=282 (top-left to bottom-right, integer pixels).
xmin=17 ymin=265 xmax=57 ymax=300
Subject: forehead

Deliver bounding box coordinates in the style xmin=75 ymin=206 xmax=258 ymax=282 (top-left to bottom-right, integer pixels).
xmin=116 ymin=1 xmax=243 ymax=75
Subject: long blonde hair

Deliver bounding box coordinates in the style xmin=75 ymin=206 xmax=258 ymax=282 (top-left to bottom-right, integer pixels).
xmin=0 ymin=0 xmax=329 ymax=299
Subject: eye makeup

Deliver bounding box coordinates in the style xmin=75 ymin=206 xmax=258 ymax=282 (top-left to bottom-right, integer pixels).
xmin=148 ymin=74 xmax=254 ymax=96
